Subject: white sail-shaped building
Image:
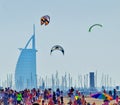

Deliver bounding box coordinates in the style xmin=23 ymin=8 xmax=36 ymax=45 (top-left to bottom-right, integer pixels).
xmin=15 ymin=25 xmax=37 ymax=90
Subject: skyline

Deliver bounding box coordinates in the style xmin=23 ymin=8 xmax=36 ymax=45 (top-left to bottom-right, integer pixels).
xmin=0 ymin=0 xmax=120 ymax=87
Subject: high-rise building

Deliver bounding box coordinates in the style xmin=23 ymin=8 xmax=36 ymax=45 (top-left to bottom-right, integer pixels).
xmin=89 ymin=72 xmax=95 ymax=88
xmin=15 ymin=25 xmax=37 ymax=90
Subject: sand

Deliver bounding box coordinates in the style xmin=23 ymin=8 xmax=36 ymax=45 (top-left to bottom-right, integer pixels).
xmin=63 ymin=97 xmax=117 ymax=105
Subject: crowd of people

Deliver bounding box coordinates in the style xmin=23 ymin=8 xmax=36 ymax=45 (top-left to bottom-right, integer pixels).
xmin=0 ymin=87 xmax=120 ymax=105
xmin=0 ymin=87 xmax=90 ymax=105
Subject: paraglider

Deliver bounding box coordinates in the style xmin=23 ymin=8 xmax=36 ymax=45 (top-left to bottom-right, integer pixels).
xmin=88 ymin=24 xmax=103 ymax=32
xmin=40 ymin=15 xmax=50 ymax=26
xmin=50 ymin=45 xmax=64 ymax=55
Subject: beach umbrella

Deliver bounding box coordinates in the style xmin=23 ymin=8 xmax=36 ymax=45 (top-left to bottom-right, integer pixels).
xmin=90 ymin=92 xmax=113 ymax=101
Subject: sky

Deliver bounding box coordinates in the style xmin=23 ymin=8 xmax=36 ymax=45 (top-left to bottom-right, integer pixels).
xmin=0 ymin=0 xmax=120 ymax=87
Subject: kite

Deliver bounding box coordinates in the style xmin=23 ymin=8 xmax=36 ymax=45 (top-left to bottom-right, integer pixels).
xmin=89 ymin=24 xmax=103 ymax=32
xmin=40 ymin=15 xmax=50 ymax=26
xmin=50 ymin=45 xmax=64 ymax=55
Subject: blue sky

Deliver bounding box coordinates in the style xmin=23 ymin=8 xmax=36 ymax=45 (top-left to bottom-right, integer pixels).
xmin=0 ymin=0 xmax=120 ymax=87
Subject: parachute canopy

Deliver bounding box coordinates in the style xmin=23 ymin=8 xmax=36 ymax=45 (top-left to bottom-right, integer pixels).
xmin=40 ymin=15 xmax=50 ymax=26
xmin=89 ymin=24 xmax=103 ymax=32
xmin=50 ymin=45 xmax=64 ymax=55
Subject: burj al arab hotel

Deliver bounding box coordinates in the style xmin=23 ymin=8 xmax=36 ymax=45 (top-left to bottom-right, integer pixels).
xmin=15 ymin=25 xmax=37 ymax=90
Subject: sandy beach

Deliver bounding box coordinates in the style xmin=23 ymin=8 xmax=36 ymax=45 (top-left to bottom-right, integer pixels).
xmin=62 ymin=97 xmax=117 ymax=105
